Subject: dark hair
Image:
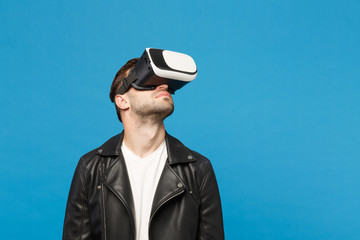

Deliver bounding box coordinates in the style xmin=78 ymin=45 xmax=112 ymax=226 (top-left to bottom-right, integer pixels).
xmin=109 ymin=58 xmax=139 ymax=122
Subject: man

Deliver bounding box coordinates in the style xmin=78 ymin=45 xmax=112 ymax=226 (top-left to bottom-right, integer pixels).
xmin=63 ymin=51 xmax=224 ymax=240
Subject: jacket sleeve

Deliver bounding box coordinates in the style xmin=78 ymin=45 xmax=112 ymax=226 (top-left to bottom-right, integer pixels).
xmin=197 ymin=162 xmax=225 ymax=240
xmin=63 ymin=161 xmax=93 ymax=240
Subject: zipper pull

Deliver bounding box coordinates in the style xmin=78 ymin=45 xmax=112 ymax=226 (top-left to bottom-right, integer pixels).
xmin=98 ymin=161 xmax=106 ymax=189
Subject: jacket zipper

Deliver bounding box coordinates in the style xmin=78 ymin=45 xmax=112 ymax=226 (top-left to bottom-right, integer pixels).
xmin=100 ymin=161 xmax=107 ymax=240
xmin=148 ymin=189 xmax=185 ymax=239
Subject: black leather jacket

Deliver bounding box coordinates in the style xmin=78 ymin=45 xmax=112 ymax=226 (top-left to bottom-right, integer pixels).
xmin=63 ymin=132 xmax=224 ymax=240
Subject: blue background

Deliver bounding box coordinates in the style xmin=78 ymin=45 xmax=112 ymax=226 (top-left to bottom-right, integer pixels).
xmin=1 ymin=0 xmax=359 ymax=239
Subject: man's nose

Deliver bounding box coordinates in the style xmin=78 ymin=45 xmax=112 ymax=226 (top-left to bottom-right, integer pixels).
xmin=156 ymin=84 xmax=169 ymax=91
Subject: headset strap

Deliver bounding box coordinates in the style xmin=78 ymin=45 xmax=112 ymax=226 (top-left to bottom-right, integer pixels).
xmin=116 ymin=70 xmax=137 ymax=96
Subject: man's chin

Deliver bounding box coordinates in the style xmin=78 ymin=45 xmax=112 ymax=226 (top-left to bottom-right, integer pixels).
xmin=155 ymin=105 xmax=174 ymax=120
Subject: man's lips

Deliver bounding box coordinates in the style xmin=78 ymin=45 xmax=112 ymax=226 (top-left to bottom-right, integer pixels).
xmin=155 ymin=91 xmax=171 ymax=98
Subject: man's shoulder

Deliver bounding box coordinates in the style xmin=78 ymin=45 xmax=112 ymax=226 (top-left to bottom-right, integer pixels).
xmin=166 ymin=133 xmax=215 ymax=186
xmin=166 ymin=133 xmax=211 ymax=167
xmin=78 ymin=133 xmax=123 ymax=167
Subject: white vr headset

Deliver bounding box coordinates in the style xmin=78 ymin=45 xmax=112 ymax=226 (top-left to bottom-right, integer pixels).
xmin=116 ymin=48 xmax=197 ymax=95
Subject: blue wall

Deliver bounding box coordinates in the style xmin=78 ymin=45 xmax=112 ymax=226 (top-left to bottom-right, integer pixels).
xmin=1 ymin=1 xmax=359 ymax=239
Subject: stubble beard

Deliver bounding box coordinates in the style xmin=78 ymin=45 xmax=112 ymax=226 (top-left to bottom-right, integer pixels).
xmin=131 ymin=97 xmax=174 ymax=123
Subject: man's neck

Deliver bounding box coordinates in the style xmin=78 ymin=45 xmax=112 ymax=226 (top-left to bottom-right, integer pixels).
xmin=123 ymin=120 xmax=166 ymax=158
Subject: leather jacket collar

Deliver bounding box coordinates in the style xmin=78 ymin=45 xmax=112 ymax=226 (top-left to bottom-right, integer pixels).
xmin=94 ymin=131 xmax=197 ymax=165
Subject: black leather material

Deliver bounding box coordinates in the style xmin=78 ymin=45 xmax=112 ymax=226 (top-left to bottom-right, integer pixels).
xmin=63 ymin=132 xmax=224 ymax=240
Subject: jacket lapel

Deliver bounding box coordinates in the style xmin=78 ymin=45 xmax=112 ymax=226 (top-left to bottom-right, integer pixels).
xmin=102 ymin=155 xmax=136 ymax=229
xmin=150 ymin=163 xmax=186 ymax=220
xmin=150 ymin=133 xmax=196 ymax=221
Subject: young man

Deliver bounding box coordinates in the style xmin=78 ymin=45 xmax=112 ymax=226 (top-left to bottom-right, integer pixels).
xmin=63 ymin=56 xmax=224 ymax=240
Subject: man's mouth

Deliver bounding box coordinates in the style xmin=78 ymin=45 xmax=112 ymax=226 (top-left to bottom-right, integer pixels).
xmin=156 ymin=91 xmax=171 ymax=98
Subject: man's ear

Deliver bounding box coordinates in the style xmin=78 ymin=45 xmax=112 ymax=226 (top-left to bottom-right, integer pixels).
xmin=115 ymin=94 xmax=130 ymax=110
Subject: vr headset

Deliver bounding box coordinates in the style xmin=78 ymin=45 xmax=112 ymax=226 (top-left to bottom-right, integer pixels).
xmin=116 ymin=48 xmax=197 ymax=95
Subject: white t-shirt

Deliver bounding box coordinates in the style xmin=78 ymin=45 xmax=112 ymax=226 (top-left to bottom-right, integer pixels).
xmin=121 ymin=140 xmax=167 ymax=240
